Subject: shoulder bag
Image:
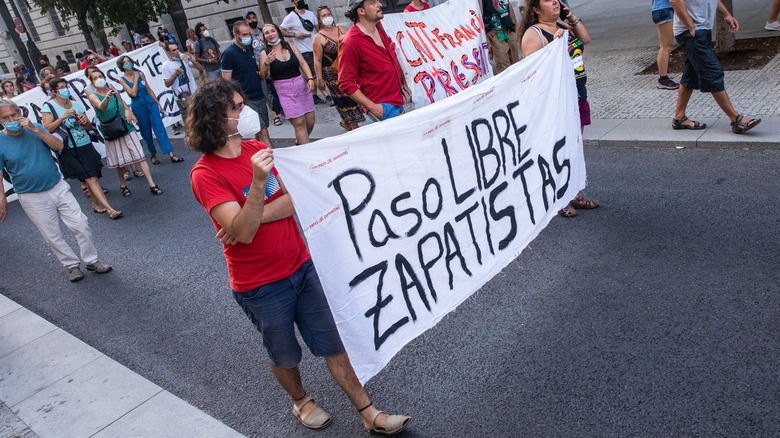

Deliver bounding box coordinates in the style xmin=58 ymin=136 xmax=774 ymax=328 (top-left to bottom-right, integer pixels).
xmin=99 ymin=94 xmax=130 ymax=141
xmin=294 ymin=11 xmax=316 ymax=32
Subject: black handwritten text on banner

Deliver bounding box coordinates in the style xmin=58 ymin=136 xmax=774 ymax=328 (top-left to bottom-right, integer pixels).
xmin=274 ymin=36 xmax=586 ymax=385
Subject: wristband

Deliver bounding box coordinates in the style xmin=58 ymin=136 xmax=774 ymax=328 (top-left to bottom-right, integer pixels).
xmin=569 ymin=17 xmax=581 ymax=26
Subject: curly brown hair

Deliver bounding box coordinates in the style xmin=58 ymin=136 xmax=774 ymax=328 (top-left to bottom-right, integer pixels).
xmin=521 ymin=0 xmax=544 ymax=34
xmin=185 ymin=78 xmax=246 ymax=154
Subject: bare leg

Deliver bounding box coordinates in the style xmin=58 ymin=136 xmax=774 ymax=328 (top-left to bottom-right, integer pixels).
xmin=290 ymin=115 xmax=310 ymax=145
xmin=711 ymin=90 xmax=739 ymax=122
xmin=255 ymin=127 xmax=273 ymax=148
xmin=656 ymin=21 xmax=674 ymax=77
xmin=137 ymin=160 xmax=157 ymax=187
xmin=268 ymin=361 xmax=317 ymax=418
xmin=348 ymin=122 xmax=359 ymax=131
xmin=304 ymin=111 xmax=315 ymax=136
xmin=115 ymin=168 xmax=126 ymax=188
xmin=674 ymin=84 xmax=694 ymax=122
xmin=770 ymin=0 xmax=780 ymax=22
xmin=84 ymin=177 xmax=119 ymax=216
xmin=324 ymin=353 xmax=390 ymax=430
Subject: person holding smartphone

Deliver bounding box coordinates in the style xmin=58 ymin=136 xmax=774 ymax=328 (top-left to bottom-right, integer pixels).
xmin=521 ymin=0 xmax=599 ymax=218
xmin=42 ymin=78 xmax=123 ymax=219
xmin=87 ymin=68 xmax=162 ymax=199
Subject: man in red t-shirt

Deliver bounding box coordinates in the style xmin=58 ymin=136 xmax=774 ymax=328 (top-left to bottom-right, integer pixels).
xmin=189 ymin=80 xmax=411 ymax=435
xmin=339 ymin=0 xmax=410 ymax=123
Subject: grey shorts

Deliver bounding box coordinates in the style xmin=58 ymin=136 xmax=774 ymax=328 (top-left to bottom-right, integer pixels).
xmin=247 ymin=98 xmax=269 ymax=129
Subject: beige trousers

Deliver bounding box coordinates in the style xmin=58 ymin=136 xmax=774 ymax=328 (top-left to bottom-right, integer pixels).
xmin=486 ymin=28 xmax=520 ymax=74
xmin=17 ymin=179 xmax=99 ymax=269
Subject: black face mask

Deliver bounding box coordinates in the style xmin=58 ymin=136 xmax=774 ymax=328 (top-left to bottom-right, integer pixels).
xmin=294 ymin=1 xmax=304 ymax=9
xmin=248 ymin=21 xmax=258 ymax=29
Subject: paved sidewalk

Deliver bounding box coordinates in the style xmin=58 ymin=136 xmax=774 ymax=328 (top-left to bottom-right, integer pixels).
xmin=0 ymin=294 xmax=244 ymax=438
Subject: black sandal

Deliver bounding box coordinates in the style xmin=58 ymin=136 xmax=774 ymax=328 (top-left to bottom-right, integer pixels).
xmin=672 ymin=115 xmax=706 ymax=130
xmin=731 ymin=114 xmax=761 ymax=134
xmin=133 ymin=170 xmax=145 ymax=177
xmin=170 ymin=156 xmax=184 ymax=163
xmin=150 ymin=185 xmax=163 ymax=195
xmin=121 ymin=186 xmax=131 ymax=197
xmin=151 ymin=155 xmax=160 ymax=165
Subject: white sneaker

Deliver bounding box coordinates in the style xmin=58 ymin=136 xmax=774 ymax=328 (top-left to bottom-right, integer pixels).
xmin=765 ymin=21 xmax=780 ymax=31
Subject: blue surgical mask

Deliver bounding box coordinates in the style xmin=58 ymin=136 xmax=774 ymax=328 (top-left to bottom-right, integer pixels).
xmin=172 ymin=56 xmax=180 ymax=61
xmin=269 ymin=39 xmax=281 ymax=46
xmin=4 ymin=121 xmax=21 ymax=132
xmin=123 ymin=62 xmax=134 ymax=71
xmin=58 ymin=89 xmax=70 ymax=99
xmin=241 ymin=36 xmax=252 ymax=46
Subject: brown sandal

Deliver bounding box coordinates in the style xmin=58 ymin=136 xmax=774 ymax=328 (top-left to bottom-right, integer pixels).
xmin=558 ymin=204 xmax=577 ymax=218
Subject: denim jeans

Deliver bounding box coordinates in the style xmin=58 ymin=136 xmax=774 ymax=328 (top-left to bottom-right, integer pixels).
xmin=232 ymin=260 xmax=345 ymax=368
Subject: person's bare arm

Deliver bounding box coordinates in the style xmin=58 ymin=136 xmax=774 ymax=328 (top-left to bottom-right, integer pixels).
xmin=509 ymin=4 xmax=517 ymax=26
xmin=670 ymin=0 xmax=695 ymax=35
xmin=163 ymin=66 xmax=180 ymax=88
xmin=119 ymin=73 xmax=140 ymax=98
xmin=348 ymin=89 xmax=383 ymax=119
xmin=563 ymin=7 xmax=591 ymax=44
xmin=312 ymin=35 xmax=327 ymax=91
xmin=23 ymin=118 xmax=63 ymax=151
xmin=717 ymin=0 xmax=739 ymax=32
xmin=139 ymin=72 xmax=162 ymax=109
xmin=521 ymin=28 xmax=545 ymax=57
xmin=0 ymin=181 xmax=6 ymax=223
xmin=292 ymin=46 xmax=315 ymax=92
xmin=41 ymin=108 xmax=76 ymax=133
xmin=222 ymin=70 xmax=233 ymax=80
xmin=209 ymin=149 xmax=275 ymax=244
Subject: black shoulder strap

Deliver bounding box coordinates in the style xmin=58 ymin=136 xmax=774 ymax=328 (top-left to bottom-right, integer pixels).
xmin=45 ymin=101 xmax=77 ymax=148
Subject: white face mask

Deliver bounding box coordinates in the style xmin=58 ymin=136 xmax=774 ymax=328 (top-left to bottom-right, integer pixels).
xmin=322 ymin=16 xmax=334 ymax=26
xmin=94 ymin=78 xmax=107 ymax=88
xmin=203 ymin=30 xmax=211 ymax=38
xmin=227 ymin=105 xmax=261 ymax=138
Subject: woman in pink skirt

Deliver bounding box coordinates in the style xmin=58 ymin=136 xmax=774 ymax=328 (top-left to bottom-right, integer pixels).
xmin=259 ymin=23 xmax=316 ymax=145
xmin=86 ymin=68 xmax=162 ymax=197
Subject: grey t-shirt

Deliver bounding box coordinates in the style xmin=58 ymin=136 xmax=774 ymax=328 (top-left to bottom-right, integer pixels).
xmin=249 ymin=31 xmax=265 ymax=61
xmin=673 ymin=0 xmax=716 ymax=35
xmin=193 ymin=37 xmax=221 ymax=72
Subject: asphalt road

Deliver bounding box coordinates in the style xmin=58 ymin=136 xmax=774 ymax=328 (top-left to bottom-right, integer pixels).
xmin=1 ymin=143 xmax=778 ymax=437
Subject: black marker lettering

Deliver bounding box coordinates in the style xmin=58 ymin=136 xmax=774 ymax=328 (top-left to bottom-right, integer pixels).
xmin=328 ymin=168 xmax=376 ymax=261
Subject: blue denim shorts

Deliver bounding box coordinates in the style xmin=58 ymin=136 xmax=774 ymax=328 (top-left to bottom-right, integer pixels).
xmin=365 ymin=103 xmax=405 ymax=124
xmin=232 ymin=260 xmax=345 ymax=368
xmin=652 ymin=7 xmax=674 ymax=25
xmin=675 ymin=29 xmax=725 ymax=93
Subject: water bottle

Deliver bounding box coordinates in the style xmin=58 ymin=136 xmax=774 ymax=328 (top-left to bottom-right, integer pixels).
xmin=491 ymin=15 xmax=508 ymax=42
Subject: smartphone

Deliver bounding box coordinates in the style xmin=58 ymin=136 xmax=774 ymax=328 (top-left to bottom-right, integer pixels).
xmin=559 ymin=4 xmax=569 ymax=20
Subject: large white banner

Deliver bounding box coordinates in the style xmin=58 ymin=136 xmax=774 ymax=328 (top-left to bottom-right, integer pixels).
xmin=274 ymin=36 xmax=586 ymax=385
xmin=11 ymin=44 xmax=182 ymax=128
xmin=382 ymin=0 xmax=492 ymax=109
xmin=3 ymin=44 xmax=182 ymax=200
